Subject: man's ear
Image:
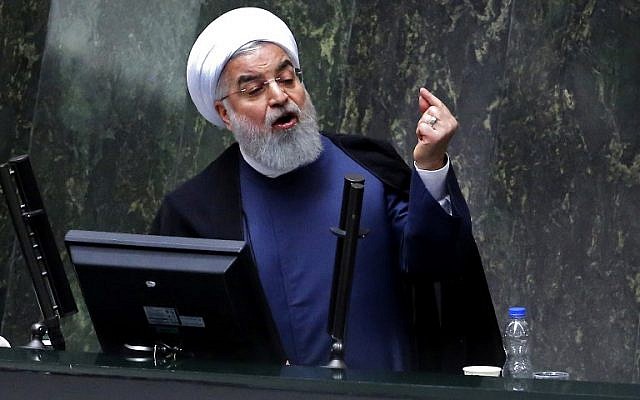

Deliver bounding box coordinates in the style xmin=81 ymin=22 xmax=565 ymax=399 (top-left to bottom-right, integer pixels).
xmin=214 ymin=100 xmax=232 ymax=130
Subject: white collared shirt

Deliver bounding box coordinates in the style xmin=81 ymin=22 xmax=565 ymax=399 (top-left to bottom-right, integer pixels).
xmin=414 ymin=155 xmax=452 ymax=215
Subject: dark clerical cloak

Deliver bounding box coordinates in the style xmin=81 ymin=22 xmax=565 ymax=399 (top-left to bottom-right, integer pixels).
xmin=151 ymin=133 xmax=504 ymax=373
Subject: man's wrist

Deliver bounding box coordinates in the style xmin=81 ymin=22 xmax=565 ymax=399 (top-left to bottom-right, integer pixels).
xmin=414 ymin=154 xmax=450 ymax=202
xmin=415 ymin=154 xmax=447 ymax=171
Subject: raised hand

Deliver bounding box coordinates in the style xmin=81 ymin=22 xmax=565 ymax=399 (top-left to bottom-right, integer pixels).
xmin=414 ymin=88 xmax=458 ymax=170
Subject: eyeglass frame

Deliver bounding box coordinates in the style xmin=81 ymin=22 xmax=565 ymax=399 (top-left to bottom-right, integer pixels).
xmin=217 ymin=68 xmax=303 ymax=102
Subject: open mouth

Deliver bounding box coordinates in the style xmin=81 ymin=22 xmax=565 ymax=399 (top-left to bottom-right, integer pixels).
xmin=271 ymin=112 xmax=298 ymax=130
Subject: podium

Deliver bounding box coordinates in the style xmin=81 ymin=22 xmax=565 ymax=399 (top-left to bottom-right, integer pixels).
xmin=0 ymin=348 xmax=637 ymax=400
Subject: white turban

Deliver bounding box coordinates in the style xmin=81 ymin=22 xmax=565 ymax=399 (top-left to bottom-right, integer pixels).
xmin=186 ymin=7 xmax=300 ymax=128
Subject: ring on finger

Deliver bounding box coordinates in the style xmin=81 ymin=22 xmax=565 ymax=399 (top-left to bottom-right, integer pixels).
xmin=423 ymin=114 xmax=437 ymax=127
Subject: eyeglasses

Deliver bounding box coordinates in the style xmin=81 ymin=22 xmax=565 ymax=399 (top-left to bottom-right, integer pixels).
xmin=218 ymin=68 xmax=303 ymax=101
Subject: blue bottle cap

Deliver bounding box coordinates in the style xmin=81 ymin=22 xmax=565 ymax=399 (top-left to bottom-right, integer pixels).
xmin=508 ymin=306 xmax=527 ymax=318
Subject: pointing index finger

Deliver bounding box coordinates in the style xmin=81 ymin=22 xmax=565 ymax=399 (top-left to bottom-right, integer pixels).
xmin=420 ymin=87 xmax=444 ymax=108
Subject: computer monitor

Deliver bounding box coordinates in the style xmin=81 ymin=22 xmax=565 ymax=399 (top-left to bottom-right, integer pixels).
xmin=1 ymin=154 xmax=77 ymax=350
xmin=65 ymin=230 xmax=285 ymax=364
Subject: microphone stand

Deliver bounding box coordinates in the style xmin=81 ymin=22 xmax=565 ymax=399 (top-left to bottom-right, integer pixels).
xmin=325 ymin=175 xmax=368 ymax=373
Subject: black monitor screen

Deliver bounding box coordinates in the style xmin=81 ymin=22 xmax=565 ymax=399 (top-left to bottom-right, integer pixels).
xmin=65 ymin=230 xmax=284 ymax=364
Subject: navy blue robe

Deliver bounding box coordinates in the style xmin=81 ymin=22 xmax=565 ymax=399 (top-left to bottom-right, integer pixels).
xmin=240 ymin=135 xmax=414 ymax=369
xmin=151 ymin=133 xmax=504 ymax=372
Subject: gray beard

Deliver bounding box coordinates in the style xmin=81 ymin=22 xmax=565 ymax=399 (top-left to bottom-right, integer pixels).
xmin=227 ymin=94 xmax=323 ymax=174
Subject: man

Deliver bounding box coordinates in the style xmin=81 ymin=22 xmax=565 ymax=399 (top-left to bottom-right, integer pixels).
xmin=152 ymin=7 xmax=503 ymax=372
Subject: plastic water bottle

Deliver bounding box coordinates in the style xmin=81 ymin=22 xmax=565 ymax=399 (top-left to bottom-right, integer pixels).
xmin=502 ymin=306 xmax=532 ymax=379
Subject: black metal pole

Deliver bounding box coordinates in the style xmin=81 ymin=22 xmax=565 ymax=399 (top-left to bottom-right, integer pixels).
xmin=326 ymin=174 xmax=367 ymax=370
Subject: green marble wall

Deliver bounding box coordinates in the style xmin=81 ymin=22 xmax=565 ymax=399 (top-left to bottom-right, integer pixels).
xmin=0 ymin=0 xmax=52 ymax=347
xmin=1 ymin=0 xmax=638 ymax=383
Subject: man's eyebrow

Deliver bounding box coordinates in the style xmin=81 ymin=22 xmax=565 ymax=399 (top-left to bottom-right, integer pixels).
xmin=276 ymin=59 xmax=294 ymax=72
xmin=234 ymin=59 xmax=294 ymax=86
xmin=236 ymin=73 xmax=259 ymax=86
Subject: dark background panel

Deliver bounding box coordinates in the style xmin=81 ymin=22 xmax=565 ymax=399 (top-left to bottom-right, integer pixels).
xmin=0 ymin=0 xmax=52 ymax=351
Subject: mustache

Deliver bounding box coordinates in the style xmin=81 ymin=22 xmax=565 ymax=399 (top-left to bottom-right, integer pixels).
xmin=264 ymin=101 xmax=301 ymax=127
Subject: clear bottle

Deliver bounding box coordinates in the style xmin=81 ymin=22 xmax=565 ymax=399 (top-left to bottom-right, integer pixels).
xmin=502 ymin=306 xmax=532 ymax=379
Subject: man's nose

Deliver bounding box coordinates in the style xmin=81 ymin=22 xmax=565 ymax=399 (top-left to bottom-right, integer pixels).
xmin=266 ymin=80 xmax=288 ymax=106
